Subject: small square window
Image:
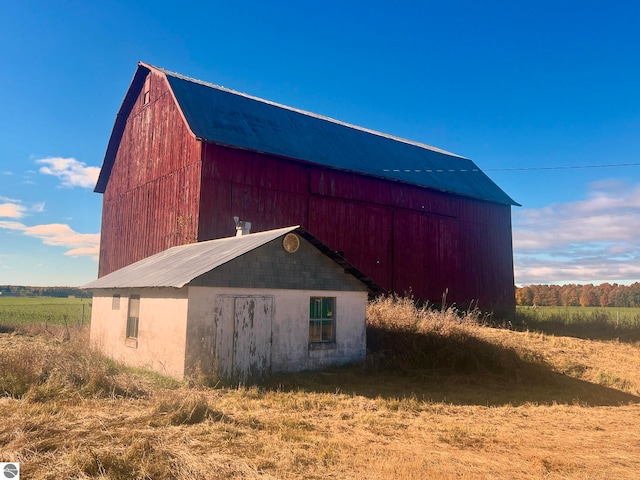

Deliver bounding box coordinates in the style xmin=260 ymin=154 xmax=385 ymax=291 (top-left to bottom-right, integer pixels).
xmin=309 ymin=297 xmax=335 ymax=343
xmin=142 ymin=75 xmax=151 ymax=105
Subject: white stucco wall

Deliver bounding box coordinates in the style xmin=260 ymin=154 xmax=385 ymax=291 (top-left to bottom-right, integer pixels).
xmin=90 ymin=286 xmax=366 ymax=381
xmin=89 ymin=288 xmax=189 ymax=379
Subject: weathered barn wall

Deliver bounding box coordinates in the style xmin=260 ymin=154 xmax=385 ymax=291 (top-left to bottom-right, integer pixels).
xmin=198 ymin=142 xmax=515 ymax=316
xmin=89 ymin=288 xmax=189 ymax=379
xmin=198 ymin=142 xmax=310 ymax=239
xmin=98 ymin=69 xmax=202 ymax=276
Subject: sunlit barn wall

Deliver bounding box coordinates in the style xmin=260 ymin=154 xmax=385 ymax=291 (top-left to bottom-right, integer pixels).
xmin=98 ymin=70 xmax=202 ymax=276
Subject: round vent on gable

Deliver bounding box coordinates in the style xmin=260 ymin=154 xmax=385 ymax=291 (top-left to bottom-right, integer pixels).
xmin=283 ymin=233 xmax=300 ymax=253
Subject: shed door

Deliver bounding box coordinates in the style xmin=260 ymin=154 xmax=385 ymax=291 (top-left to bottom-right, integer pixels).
xmin=215 ymin=295 xmax=274 ymax=381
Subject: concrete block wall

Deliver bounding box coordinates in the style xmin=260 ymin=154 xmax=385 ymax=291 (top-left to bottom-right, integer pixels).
xmin=192 ymin=235 xmax=367 ymax=292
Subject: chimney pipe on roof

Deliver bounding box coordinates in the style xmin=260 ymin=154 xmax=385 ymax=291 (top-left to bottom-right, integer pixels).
xmin=233 ymin=217 xmax=252 ymax=236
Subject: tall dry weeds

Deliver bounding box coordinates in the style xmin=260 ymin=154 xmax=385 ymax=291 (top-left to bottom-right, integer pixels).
xmin=0 ymin=325 xmax=147 ymax=401
xmin=366 ymin=294 xmax=548 ymax=382
xmin=366 ymin=293 xmax=484 ymax=333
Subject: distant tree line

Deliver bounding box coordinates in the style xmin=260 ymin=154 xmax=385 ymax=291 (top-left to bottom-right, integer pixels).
xmin=516 ymin=283 xmax=640 ymax=307
xmin=0 ymin=285 xmax=92 ymax=298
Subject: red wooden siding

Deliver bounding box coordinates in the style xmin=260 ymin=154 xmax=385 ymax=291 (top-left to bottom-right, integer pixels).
xmin=98 ymin=71 xmax=202 ymax=276
xmin=310 ymin=168 xmax=461 ymax=218
xmin=198 ymin=143 xmax=310 ymax=239
xmin=392 ymin=210 xmax=462 ymax=303
xmin=195 ymin=142 xmax=515 ymax=315
xmin=308 ymin=197 xmax=394 ymax=291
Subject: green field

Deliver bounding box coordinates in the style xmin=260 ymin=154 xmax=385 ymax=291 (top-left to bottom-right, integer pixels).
xmin=0 ymin=296 xmax=91 ymax=326
xmin=3 ymin=296 xmax=640 ymax=341
xmin=517 ymin=305 xmax=640 ymax=321
xmin=515 ymin=305 xmax=640 ymax=341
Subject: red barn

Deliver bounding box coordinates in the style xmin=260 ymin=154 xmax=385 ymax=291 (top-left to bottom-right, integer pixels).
xmin=95 ymin=62 xmax=519 ymax=317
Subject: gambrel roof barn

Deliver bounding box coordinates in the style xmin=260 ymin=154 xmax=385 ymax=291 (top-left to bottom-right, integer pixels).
xmin=95 ymin=62 xmax=518 ymax=316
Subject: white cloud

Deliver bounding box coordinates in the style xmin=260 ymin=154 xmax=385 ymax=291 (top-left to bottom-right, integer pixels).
xmin=65 ymin=246 xmax=100 ymax=257
xmin=515 ymin=255 xmax=640 ymax=285
xmin=36 ymin=157 xmax=100 ymax=189
xmin=0 ymin=203 xmax=26 ymax=218
xmin=0 ymin=201 xmax=45 ymax=219
xmin=513 ymin=181 xmax=640 ymax=285
xmin=0 ymin=220 xmax=99 ymax=259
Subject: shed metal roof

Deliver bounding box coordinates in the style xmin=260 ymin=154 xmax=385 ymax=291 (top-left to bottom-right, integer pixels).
xmin=81 ymin=226 xmax=381 ymax=292
xmin=96 ymin=62 xmax=518 ymax=206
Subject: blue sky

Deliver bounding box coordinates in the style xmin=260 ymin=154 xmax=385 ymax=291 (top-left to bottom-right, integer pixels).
xmin=1 ymin=0 xmax=640 ymax=287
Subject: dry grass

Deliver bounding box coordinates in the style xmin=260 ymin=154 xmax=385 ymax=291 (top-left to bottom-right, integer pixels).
xmin=2 ymin=297 xmax=640 ymax=479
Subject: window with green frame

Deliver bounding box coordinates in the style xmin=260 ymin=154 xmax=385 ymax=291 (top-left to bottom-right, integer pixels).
xmin=309 ymin=297 xmax=335 ymax=343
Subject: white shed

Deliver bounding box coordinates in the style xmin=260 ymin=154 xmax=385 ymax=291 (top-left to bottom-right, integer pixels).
xmin=83 ymin=226 xmax=380 ymax=381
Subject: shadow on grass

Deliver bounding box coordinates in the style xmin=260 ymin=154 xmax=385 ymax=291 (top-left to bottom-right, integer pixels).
xmin=0 ymin=325 xmax=15 ymax=334
xmin=263 ymin=327 xmax=640 ymax=407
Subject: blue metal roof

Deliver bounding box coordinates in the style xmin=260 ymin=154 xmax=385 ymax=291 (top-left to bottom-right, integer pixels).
xmin=161 ymin=67 xmax=517 ymax=206
xmin=97 ymin=62 xmax=518 ymax=206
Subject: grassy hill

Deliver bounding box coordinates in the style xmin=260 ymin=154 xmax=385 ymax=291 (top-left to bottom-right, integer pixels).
xmin=1 ymin=295 xmax=640 ymax=479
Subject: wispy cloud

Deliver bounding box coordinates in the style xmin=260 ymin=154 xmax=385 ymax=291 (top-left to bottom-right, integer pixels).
xmin=0 ymin=201 xmax=46 ymax=219
xmin=513 ymin=180 xmax=640 ymax=284
xmin=0 ymin=221 xmax=26 ymax=231
xmin=0 ymin=220 xmax=99 ymax=259
xmin=36 ymin=157 xmax=100 ymax=189
xmin=31 ymin=202 xmax=45 ymax=213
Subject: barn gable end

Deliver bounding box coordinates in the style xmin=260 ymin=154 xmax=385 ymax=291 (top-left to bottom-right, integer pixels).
xmin=97 ymin=66 xmax=203 ymax=276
